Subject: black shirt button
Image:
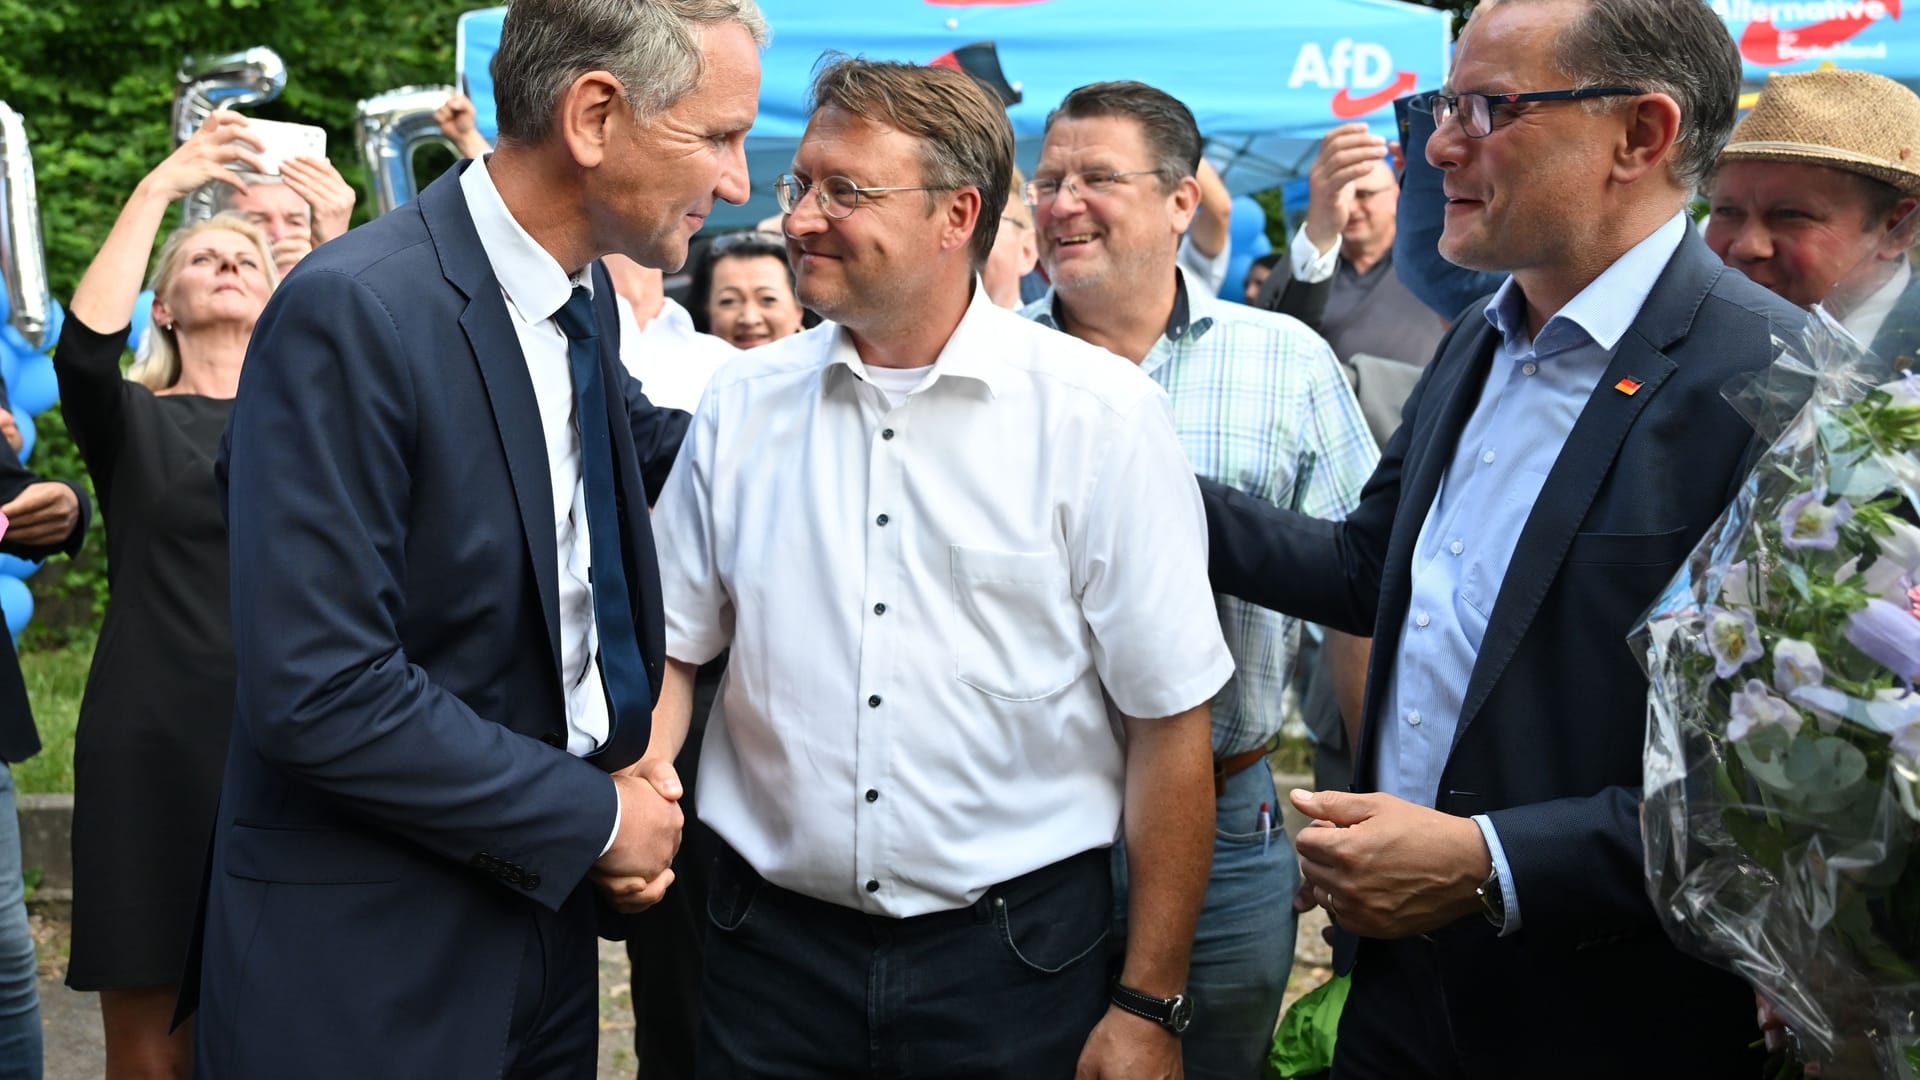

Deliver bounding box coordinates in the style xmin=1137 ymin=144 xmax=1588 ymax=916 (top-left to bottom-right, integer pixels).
xmin=867 ymin=694 xmax=882 ymax=708
xmin=865 ymin=879 xmax=880 ymax=893
xmin=865 ymin=789 xmax=879 ymax=802
xmin=875 ymin=513 xmax=890 ymax=526
xmin=873 ymin=603 xmax=886 ymax=615
xmin=882 ymin=428 xmax=895 ymax=440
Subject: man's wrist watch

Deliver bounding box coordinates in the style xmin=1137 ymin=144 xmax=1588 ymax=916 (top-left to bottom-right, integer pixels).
xmin=1476 ymin=864 xmax=1506 ymax=929
xmin=1109 ymin=983 xmax=1194 ymax=1036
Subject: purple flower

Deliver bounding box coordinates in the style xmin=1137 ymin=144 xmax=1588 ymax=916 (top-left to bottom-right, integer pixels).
xmin=1728 ymin=679 xmax=1803 ymax=742
xmin=1779 ymin=487 xmax=1854 ymax=551
xmin=1704 ymin=606 xmax=1765 ymax=679
xmin=1772 ymin=638 xmax=1824 ymax=695
xmin=1894 ymin=722 xmax=1920 ymax=762
xmin=1855 ymin=518 xmax=1920 ymax=602
xmin=1845 ymin=599 xmax=1920 ymax=684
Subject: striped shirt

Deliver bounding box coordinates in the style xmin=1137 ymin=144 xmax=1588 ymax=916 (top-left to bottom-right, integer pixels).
xmin=1026 ymin=268 xmax=1378 ymax=754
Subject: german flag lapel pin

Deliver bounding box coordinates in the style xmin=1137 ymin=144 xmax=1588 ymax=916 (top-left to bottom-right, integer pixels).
xmin=1614 ymin=377 xmax=1643 ymax=396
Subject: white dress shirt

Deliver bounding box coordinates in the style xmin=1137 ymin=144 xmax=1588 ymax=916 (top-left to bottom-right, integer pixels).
xmin=653 ymin=284 xmax=1235 ymax=916
xmin=1842 ymin=258 xmax=1911 ymax=351
xmin=1290 ymin=222 xmax=1341 ymax=284
xmin=458 ymin=157 xmax=611 ymax=759
xmin=615 ymin=295 xmax=738 ymax=412
xmin=1179 ymin=232 xmax=1231 ymax=296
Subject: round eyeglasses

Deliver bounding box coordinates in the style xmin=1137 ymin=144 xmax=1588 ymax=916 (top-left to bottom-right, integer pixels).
xmin=775 ymin=174 xmax=956 ymax=220
xmin=1022 ymin=169 xmax=1162 ymax=208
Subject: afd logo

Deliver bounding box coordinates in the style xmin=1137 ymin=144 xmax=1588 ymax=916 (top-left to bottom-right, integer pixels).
xmin=1288 ymin=40 xmax=1419 ymax=118
xmin=1711 ymin=0 xmax=1902 ymax=65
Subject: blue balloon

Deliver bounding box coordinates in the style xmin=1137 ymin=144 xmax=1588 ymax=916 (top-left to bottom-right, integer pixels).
xmin=40 ymin=297 xmax=63 ymax=354
xmin=126 ymin=290 xmax=154 ymax=356
xmin=15 ymin=411 xmax=35 ymax=462
xmin=10 ymin=354 xmax=56 ymax=416
xmin=1222 ymin=196 xmax=1275 ymax=303
xmin=0 ymin=555 xmax=39 ymax=580
xmin=0 ymin=341 xmax=18 ymax=393
xmin=0 ymin=576 xmax=33 ymax=638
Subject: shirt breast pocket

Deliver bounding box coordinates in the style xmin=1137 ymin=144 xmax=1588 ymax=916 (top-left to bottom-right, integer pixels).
xmin=950 ymin=546 xmax=1085 ymax=701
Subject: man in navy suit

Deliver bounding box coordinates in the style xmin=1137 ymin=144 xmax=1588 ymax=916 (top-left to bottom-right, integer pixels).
xmin=191 ymin=1 xmax=765 ymax=1074
xmin=1200 ymin=1 xmax=1799 ymax=1075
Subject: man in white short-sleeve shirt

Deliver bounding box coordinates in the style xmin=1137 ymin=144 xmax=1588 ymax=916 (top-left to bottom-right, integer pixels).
xmin=646 ymin=58 xmax=1233 ymax=1079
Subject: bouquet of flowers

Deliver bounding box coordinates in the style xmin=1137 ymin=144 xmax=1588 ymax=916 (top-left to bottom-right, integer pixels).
xmin=1636 ymin=301 xmax=1920 ymax=1077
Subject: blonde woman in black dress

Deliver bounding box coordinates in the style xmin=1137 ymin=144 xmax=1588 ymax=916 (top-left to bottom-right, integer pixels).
xmin=56 ymin=110 xmax=275 ymax=1079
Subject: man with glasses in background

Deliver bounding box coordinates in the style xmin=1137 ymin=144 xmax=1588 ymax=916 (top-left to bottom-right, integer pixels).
xmin=1196 ymin=0 xmax=1799 ymax=1075
xmin=1022 ymin=80 xmax=1376 ymax=1080
xmin=649 ymin=57 xmax=1232 ymax=1078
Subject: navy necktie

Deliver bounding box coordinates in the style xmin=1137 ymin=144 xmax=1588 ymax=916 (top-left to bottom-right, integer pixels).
xmin=553 ymin=286 xmax=652 ymax=762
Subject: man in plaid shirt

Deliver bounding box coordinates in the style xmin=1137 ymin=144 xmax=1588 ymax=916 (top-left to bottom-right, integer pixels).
xmin=1024 ymin=80 xmax=1378 ymax=1079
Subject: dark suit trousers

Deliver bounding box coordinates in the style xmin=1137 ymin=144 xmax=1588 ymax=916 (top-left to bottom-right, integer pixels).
xmin=627 ymin=655 xmax=725 ymax=1079
xmin=501 ymin=882 xmax=601 ymax=1080
xmin=695 ymin=843 xmax=1114 ymax=1080
xmin=1333 ymin=935 xmax=1765 ymax=1080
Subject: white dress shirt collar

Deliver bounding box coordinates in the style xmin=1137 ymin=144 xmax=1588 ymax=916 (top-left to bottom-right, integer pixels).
xmin=459 ymin=155 xmax=593 ymax=324
xmin=1841 ymin=258 xmax=1911 ymax=351
xmin=822 ymin=279 xmax=1003 ymax=398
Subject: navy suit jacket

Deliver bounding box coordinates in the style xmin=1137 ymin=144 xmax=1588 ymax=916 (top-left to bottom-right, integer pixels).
xmin=191 ymin=162 xmax=687 ymax=1075
xmin=1202 ymin=232 xmax=1801 ymax=1074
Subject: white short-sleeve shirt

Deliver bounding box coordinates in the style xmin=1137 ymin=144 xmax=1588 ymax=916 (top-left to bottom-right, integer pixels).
xmin=652 ymin=284 xmax=1234 ymax=916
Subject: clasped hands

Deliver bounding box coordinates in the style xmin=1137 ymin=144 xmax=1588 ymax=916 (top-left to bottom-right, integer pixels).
xmin=1288 ymin=788 xmax=1492 ymax=939
xmin=590 ymin=756 xmax=685 ymax=914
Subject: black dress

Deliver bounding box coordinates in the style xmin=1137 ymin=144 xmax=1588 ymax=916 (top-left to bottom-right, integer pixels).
xmin=55 ymin=315 xmax=236 ymax=991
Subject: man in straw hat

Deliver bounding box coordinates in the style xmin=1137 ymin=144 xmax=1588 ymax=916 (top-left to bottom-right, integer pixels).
xmin=1707 ymin=68 xmax=1920 ymax=365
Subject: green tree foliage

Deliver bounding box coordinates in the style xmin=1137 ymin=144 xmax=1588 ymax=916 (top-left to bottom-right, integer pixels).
xmin=0 ymin=0 xmax=477 ymax=635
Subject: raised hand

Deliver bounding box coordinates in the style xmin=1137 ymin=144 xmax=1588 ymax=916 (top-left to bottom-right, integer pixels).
xmin=1304 ymin=123 xmax=1391 ymax=256
xmin=434 ymin=93 xmax=492 ymax=160
xmin=280 ymin=156 xmax=357 ymax=246
xmin=139 ymin=110 xmax=267 ymax=204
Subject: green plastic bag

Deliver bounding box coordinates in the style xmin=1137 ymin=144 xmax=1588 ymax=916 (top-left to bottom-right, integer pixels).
xmin=1264 ymin=972 xmax=1351 ymax=1080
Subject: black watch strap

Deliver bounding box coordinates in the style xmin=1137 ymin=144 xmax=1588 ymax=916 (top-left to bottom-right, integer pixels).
xmin=1109 ymin=983 xmax=1193 ymax=1035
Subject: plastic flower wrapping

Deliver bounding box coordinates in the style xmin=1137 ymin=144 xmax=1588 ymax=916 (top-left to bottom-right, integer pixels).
xmin=1634 ymin=258 xmax=1920 ymax=1076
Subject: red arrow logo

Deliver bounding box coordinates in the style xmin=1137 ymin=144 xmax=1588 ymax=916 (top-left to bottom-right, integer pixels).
xmin=1739 ymin=0 xmax=1899 ymax=66
xmin=1331 ymin=71 xmax=1419 ymax=119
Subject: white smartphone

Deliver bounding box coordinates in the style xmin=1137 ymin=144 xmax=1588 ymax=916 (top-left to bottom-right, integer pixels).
xmin=231 ymin=116 xmax=327 ymax=175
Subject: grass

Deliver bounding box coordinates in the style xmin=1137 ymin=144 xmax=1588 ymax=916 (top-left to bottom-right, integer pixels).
xmin=13 ymin=630 xmax=94 ymax=796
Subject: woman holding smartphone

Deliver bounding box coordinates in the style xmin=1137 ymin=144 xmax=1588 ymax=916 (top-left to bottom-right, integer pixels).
xmin=56 ymin=111 xmax=278 ymax=1079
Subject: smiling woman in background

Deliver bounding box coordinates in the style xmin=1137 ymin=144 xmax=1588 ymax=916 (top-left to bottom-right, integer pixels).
xmin=689 ymin=231 xmax=808 ymax=348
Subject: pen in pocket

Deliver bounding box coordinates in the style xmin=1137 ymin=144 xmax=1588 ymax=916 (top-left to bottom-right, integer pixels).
xmin=1259 ymin=802 xmax=1271 ymax=854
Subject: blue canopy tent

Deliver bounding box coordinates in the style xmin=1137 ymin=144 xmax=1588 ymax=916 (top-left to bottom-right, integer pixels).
xmin=457 ymin=0 xmax=1451 ymax=230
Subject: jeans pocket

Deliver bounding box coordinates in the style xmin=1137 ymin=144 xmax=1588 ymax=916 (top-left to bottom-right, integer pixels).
xmin=993 ymin=868 xmax=1112 ymax=975
xmin=704 ymin=854 xmax=762 ymax=933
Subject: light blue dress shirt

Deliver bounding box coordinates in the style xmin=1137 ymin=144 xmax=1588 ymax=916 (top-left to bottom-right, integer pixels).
xmin=1379 ymin=212 xmax=1687 ymax=934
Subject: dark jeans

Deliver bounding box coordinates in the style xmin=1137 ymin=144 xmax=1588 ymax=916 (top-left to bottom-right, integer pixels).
xmin=628 ymin=656 xmax=725 ymax=1080
xmin=695 ymin=843 xmax=1114 ymax=1080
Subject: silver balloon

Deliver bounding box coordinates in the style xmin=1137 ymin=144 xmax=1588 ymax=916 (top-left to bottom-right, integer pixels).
xmin=174 ymin=47 xmax=288 ymax=225
xmin=356 ymin=86 xmax=458 ymax=216
xmin=0 ymin=102 xmax=51 ymax=351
